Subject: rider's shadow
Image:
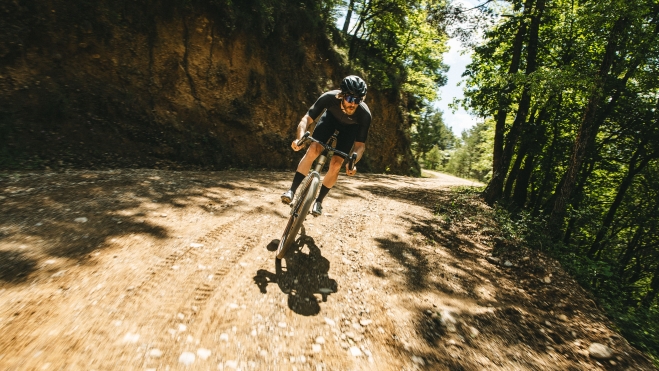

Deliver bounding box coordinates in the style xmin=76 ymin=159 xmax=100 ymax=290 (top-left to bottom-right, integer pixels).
xmin=254 ymin=235 xmax=338 ymax=316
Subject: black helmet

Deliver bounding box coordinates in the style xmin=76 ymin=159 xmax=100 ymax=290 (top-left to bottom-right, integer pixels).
xmin=340 ymin=75 xmax=367 ymax=97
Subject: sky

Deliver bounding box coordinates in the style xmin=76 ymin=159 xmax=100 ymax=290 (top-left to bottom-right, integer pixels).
xmin=433 ymin=0 xmax=484 ymax=136
xmin=433 ymin=37 xmax=481 ymax=137
xmin=335 ymin=0 xmax=483 ymax=137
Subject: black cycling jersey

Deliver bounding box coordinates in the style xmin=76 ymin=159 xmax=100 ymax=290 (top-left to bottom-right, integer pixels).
xmin=307 ymin=90 xmax=371 ymax=143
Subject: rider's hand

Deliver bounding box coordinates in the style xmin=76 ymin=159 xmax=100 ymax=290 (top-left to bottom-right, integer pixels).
xmin=346 ymin=164 xmax=357 ymax=176
xmin=291 ymin=139 xmax=302 ymax=151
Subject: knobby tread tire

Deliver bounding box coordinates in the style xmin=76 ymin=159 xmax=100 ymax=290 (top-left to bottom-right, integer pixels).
xmin=276 ymin=174 xmax=319 ymax=259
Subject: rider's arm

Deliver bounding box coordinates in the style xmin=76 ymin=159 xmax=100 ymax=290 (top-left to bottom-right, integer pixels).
xmin=291 ymin=115 xmax=313 ymax=151
xmin=296 ymin=115 xmax=313 ymax=140
xmin=353 ymin=142 xmax=366 ymax=163
xmin=346 ymin=141 xmax=365 ymax=176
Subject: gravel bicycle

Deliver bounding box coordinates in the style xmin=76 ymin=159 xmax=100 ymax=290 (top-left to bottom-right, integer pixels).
xmin=275 ymin=131 xmax=357 ymax=260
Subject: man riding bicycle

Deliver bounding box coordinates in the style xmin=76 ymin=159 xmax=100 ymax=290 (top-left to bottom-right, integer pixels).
xmin=281 ymin=75 xmax=371 ymax=216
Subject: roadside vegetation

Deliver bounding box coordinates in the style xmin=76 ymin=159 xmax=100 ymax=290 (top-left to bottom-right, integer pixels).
xmin=430 ymin=0 xmax=659 ymax=363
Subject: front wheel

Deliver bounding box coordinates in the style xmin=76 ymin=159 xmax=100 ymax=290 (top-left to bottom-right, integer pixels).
xmin=276 ymin=175 xmax=319 ymax=259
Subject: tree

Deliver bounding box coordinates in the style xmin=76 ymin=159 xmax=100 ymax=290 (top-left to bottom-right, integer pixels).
xmin=443 ymin=119 xmax=493 ymax=182
xmin=410 ymin=108 xmax=456 ymax=161
xmin=343 ymin=0 xmax=449 ymax=103
xmin=457 ymin=0 xmax=659 ymax=356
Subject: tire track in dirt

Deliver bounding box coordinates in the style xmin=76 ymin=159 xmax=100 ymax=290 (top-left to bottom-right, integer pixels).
xmin=12 ymin=205 xmax=275 ymax=371
xmin=114 ymin=206 xmax=284 ymax=370
xmin=107 ymin=207 xmax=272 ymax=369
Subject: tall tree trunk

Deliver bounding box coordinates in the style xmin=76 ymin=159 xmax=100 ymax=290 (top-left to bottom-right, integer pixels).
xmin=482 ymin=0 xmax=534 ymax=204
xmin=560 ymin=157 xmax=596 ymax=244
xmin=342 ymin=0 xmax=356 ymax=34
xmin=504 ymin=107 xmax=540 ymax=200
xmin=513 ymin=106 xmax=549 ymax=206
xmin=513 ymin=150 xmax=537 ymax=207
xmin=549 ymin=16 xmax=629 ymax=233
xmin=348 ymin=0 xmax=371 ymax=58
xmin=504 ymin=150 xmax=525 ymax=200
xmin=483 ymin=0 xmax=544 ymax=204
xmin=531 ymin=95 xmax=562 ymax=214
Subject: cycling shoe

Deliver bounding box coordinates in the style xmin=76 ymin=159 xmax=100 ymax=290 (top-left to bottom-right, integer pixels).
xmin=281 ymin=190 xmax=294 ymax=204
xmin=311 ymin=201 xmax=322 ymax=216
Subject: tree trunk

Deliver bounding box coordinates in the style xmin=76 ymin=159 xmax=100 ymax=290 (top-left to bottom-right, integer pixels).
xmin=513 ymin=151 xmax=536 ymax=207
xmin=512 ymin=106 xmax=548 ymax=206
xmin=504 ymin=150 xmax=524 ymax=200
xmin=531 ymin=95 xmax=562 ymax=214
xmin=504 ymin=106 xmax=540 ymax=200
xmin=482 ymin=0 xmax=534 ymax=204
xmin=483 ymin=0 xmax=544 ymax=204
xmin=560 ymin=157 xmax=596 ymax=244
xmin=617 ymin=225 xmax=645 ymax=277
xmin=348 ymin=0 xmax=371 ymax=58
xmin=342 ymin=0 xmax=356 ymax=34
xmin=549 ymin=16 xmax=629 ymax=233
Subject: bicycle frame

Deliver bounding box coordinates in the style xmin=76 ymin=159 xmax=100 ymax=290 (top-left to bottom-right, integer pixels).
xmin=276 ymin=131 xmax=356 ymax=259
xmin=310 ymin=131 xmax=338 ymax=177
xmin=289 ymin=131 xmax=343 ymax=209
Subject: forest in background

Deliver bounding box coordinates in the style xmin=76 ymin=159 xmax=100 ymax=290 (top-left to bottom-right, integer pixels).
xmin=411 ymin=0 xmax=659 ymax=363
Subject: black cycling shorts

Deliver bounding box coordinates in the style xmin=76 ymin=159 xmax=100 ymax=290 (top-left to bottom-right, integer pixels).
xmin=312 ymin=119 xmax=360 ymax=154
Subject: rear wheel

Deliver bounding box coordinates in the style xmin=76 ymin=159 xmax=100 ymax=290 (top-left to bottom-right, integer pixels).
xmin=276 ymin=175 xmax=319 ymax=259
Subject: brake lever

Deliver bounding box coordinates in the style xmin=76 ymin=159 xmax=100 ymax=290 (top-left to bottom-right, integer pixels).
xmin=297 ymin=131 xmax=311 ymax=147
xmin=348 ymin=152 xmax=358 ymax=171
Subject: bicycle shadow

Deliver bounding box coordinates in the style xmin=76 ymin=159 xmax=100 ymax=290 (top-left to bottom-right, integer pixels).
xmin=253 ymin=235 xmax=338 ymax=316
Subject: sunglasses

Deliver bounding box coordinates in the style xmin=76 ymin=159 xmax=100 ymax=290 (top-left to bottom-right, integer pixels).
xmin=343 ymin=95 xmax=362 ymax=104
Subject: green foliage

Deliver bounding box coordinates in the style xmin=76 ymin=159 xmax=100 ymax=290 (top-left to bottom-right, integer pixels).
xmin=410 ymin=108 xmax=456 ymax=162
xmin=491 ymin=201 xmax=659 ymax=364
xmin=189 ymin=0 xmax=344 ymax=38
xmin=343 ymin=0 xmax=449 ymax=103
xmin=442 ymin=119 xmax=493 ymax=182
xmin=434 ymin=186 xmax=483 ymax=227
xmin=424 ymin=145 xmax=442 ymax=170
xmin=455 ymin=1 xmax=659 ymax=362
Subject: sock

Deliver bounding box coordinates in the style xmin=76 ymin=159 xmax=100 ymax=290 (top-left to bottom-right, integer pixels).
xmin=289 ymin=172 xmax=306 ymax=193
xmin=316 ymin=185 xmax=331 ymax=203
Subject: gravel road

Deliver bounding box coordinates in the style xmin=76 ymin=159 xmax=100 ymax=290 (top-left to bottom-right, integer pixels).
xmin=0 ymin=169 xmax=654 ymax=370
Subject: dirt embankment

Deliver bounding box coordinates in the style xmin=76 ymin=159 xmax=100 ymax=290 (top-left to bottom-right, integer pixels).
xmin=0 ymin=1 xmax=418 ymax=174
xmin=0 ymin=169 xmax=655 ymax=370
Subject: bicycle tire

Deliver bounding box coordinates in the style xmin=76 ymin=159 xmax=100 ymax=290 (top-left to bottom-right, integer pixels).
xmin=276 ymin=174 xmax=319 ymax=259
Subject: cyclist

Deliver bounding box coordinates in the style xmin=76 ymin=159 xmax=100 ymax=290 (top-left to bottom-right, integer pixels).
xmin=281 ymin=75 xmax=371 ymax=216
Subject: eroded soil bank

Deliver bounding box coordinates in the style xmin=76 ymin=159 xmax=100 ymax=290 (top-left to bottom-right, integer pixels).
xmin=0 ymin=170 xmax=655 ymax=370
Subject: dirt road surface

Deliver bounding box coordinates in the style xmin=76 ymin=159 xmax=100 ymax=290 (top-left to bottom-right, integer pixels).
xmin=0 ymin=170 xmax=654 ymax=370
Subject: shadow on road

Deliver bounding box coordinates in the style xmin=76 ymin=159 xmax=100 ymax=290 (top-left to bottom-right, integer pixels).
xmin=0 ymin=170 xmax=287 ymax=285
xmin=253 ymin=235 xmax=338 ymax=316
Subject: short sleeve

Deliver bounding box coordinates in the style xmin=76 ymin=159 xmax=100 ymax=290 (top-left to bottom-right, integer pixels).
xmin=307 ymin=91 xmax=338 ymax=120
xmin=356 ymin=103 xmax=371 ymax=142
xmin=356 ymin=116 xmax=371 ymax=143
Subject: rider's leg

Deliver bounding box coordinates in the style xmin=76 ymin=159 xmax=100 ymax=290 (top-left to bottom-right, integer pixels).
xmin=318 ymin=155 xmax=344 ymax=199
xmin=312 ymin=155 xmax=343 ymax=216
xmin=287 ymin=142 xmax=323 ymax=194
xmin=296 ymin=142 xmax=323 ymax=175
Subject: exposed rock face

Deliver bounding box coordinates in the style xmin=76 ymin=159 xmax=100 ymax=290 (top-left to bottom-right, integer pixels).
xmin=0 ymin=1 xmax=418 ymax=175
